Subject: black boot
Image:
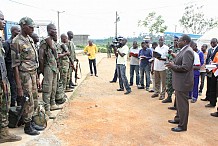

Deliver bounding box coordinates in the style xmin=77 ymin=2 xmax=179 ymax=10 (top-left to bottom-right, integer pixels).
xmin=31 ymin=122 xmax=45 ymax=131
xmin=24 ymin=122 xmax=40 ymax=135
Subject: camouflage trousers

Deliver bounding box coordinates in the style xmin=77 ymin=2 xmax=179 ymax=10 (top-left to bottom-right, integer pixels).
xmin=67 ymin=67 xmax=73 ymax=85
xmin=19 ymin=70 xmax=37 ymax=123
xmin=60 ymin=64 xmax=69 ymax=90
xmin=42 ymin=66 xmax=57 ymax=111
xmin=0 ymin=81 xmax=11 ymax=129
xmin=56 ymin=69 xmax=66 ymax=101
xmin=166 ymin=69 xmax=174 ymax=98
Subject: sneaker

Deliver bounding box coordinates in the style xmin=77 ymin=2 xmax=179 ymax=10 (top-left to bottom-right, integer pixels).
xmin=198 ymin=92 xmax=202 ymax=96
xmin=146 ymin=87 xmax=149 ymax=91
xmin=45 ymin=111 xmax=56 ymax=119
xmin=50 ymin=104 xmax=63 ymax=111
xmin=159 ymin=96 xmax=165 ymax=100
xmin=191 ymin=98 xmax=197 ymax=103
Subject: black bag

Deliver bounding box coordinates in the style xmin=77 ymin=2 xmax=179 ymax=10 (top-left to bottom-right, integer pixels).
xmin=8 ymin=106 xmax=24 ymax=128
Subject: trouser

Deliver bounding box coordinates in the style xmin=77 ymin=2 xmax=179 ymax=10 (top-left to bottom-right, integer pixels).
xmin=112 ymin=59 xmax=118 ymax=82
xmin=67 ymin=67 xmax=74 ymax=86
xmin=139 ymin=65 xmax=150 ymax=88
xmin=19 ymin=70 xmax=37 ymax=123
xmin=199 ymin=72 xmax=207 ymax=93
xmin=206 ymin=73 xmax=217 ymax=106
xmin=117 ymin=64 xmax=131 ymax=92
xmin=89 ymin=59 xmax=97 ymax=75
xmin=42 ymin=66 xmax=57 ymax=111
xmin=154 ymin=70 xmax=166 ymax=96
xmin=175 ymin=90 xmax=189 ymax=130
xmin=189 ymin=75 xmax=200 ymax=100
xmin=166 ymin=69 xmax=174 ymax=99
xmin=6 ymin=63 xmax=17 ymax=106
xmin=56 ymin=69 xmax=66 ymax=101
xmin=60 ymin=64 xmax=69 ymax=90
xmin=130 ymin=65 xmax=140 ymax=85
xmin=0 ymin=82 xmax=11 ymax=129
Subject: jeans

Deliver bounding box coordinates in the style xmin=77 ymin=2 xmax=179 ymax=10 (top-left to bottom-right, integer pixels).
xmin=199 ymin=72 xmax=207 ymax=93
xmin=189 ymin=75 xmax=200 ymax=100
xmin=88 ymin=59 xmax=97 ymax=75
xmin=140 ymin=65 xmax=151 ymax=88
xmin=129 ymin=65 xmax=140 ymax=85
xmin=117 ymin=64 xmax=131 ymax=92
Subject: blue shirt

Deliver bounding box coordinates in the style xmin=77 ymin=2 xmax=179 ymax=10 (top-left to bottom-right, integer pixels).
xmin=138 ymin=48 xmax=152 ymax=67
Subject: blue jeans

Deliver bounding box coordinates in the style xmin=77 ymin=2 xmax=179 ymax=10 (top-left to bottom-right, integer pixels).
xmin=117 ymin=64 xmax=131 ymax=92
xmin=140 ymin=64 xmax=151 ymax=88
xmin=129 ymin=65 xmax=140 ymax=85
xmin=189 ymin=75 xmax=200 ymax=100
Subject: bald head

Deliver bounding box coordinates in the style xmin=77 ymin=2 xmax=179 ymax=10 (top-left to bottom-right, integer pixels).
xmin=0 ymin=11 xmax=6 ymax=30
xmin=158 ymin=37 xmax=164 ymax=47
xmin=61 ymin=33 xmax=68 ymax=43
xmin=31 ymin=33 xmax=39 ymax=44
xmin=67 ymin=31 xmax=74 ymax=40
xmin=10 ymin=26 xmax=20 ymax=38
xmin=47 ymin=23 xmax=57 ymax=38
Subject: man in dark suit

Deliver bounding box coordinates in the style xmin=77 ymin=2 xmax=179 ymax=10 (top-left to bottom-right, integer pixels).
xmin=166 ymin=35 xmax=194 ymax=132
xmin=201 ymin=38 xmax=218 ymax=108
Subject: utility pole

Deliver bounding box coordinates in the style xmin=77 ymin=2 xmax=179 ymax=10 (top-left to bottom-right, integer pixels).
xmin=115 ymin=11 xmax=120 ymax=38
xmin=57 ymin=11 xmax=65 ymax=39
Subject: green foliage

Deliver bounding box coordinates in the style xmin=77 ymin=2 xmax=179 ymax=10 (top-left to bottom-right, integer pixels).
xmin=138 ymin=12 xmax=167 ymax=35
xmin=97 ymin=45 xmax=107 ymax=53
xmin=76 ymin=45 xmax=85 ymax=50
xmin=179 ymin=4 xmax=218 ymax=34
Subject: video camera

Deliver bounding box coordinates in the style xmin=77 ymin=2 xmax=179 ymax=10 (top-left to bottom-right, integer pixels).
xmin=110 ymin=37 xmax=123 ymax=49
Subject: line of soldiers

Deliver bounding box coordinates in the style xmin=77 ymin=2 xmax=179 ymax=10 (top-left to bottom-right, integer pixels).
xmin=0 ymin=11 xmax=78 ymax=143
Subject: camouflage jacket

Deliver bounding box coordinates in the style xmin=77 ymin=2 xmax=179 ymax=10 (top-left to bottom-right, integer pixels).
xmin=39 ymin=39 xmax=58 ymax=74
xmin=167 ymin=47 xmax=180 ymax=61
xmin=11 ymin=34 xmax=39 ymax=72
xmin=58 ymin=43 xmax=69 ymax=65
xmin=67 ymin=40 xmax=77 ymax=61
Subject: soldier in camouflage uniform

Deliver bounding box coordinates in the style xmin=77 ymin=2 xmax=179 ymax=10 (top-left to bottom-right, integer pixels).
xmin=162 ymin=36 xmax=179 ymax=104
xmin=67 ymin=31 xmax=77 ymax=88
xmin=39 ymin=24 xmax=62 ymax=119
xmin=59 ymin=33 xmax=72 ymax=91
xmin=11 ymin=17 xmax=39 ymax=135
xmin=0 ymin=10 xmax=22 ymax=143
xmin=53 ymin=35 xmax=67 ymax=104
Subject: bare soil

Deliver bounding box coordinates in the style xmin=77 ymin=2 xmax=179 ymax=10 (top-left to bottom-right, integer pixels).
xmin=4 ymin=53 xmax=218 ymax=146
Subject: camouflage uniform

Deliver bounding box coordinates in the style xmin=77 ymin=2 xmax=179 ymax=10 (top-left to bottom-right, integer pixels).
xmin=67 ymin=40 xmax=77 ymax=86
xmin=54 ymin=42 xmax=66 ymax=101
xmin=40 ymin=39 xmax=58 ymax=111
xmin=166 ymin=47 xmax=180 ymax=99
xmin=59 ymin=43 xmax=70 ymax=90
xmin=11 ymin=34 xmax=38 ymax=123
xmin=0 ymin=37 xmax=11 ymax=129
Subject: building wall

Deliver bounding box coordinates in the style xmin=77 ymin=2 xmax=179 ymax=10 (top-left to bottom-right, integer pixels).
xmin=73 ymin=35 xmax=89 ymax=47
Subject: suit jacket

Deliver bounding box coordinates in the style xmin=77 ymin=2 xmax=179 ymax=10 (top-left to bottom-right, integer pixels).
xmin=171 ymin=45 xmax=194 ymax=91
xmin=206 ymin=46 xmax=218 ymax=65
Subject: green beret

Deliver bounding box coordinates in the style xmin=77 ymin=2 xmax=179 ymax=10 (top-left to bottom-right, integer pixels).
xmin=19 ymin=17 xmax=35 ymax=27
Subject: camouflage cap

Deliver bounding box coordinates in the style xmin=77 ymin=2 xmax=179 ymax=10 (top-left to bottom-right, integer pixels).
xmin=19 ymin=17 xmax=35 ymax=27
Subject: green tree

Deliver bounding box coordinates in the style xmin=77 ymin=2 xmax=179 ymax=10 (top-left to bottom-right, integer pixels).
xmin=179 ymin=4 xmax=218 ymax=34
xmin=138 ymin=12 xmax=167 ymax=35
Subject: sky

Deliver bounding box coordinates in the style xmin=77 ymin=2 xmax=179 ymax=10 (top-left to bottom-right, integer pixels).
xmin=1 ymin=0 xmax=217 ymax=39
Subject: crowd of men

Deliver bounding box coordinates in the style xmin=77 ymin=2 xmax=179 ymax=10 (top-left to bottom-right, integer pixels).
xmin=110 ymin=34 xmax=218 ymax=132
xmin=0 ymin=10 xmax=83 ymax=143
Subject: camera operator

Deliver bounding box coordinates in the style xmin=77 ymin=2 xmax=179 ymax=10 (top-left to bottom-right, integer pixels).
xmin=116 ymin=38 xmax=131 ymax=94
xmin=109 ymin=37 xmax=123 ymax=83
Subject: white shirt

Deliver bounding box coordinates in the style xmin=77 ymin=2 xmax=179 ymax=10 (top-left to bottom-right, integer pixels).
xmin=117 ymin=45 xmax=129 ymax=65
xmin=193 ymin=51 xmax=200 ymax=65
xmin=129 ymin=47 xmax=140 ymax=65
xmin=154 ymin=44 xmax=169 ymax=71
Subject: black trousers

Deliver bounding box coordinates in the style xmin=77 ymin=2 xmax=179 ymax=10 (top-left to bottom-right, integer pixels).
xmin=88 ymin=59 xmax=97 ymax=75
xmin=6 ymin=63 xmax=17 ymax=106
xmin=206 ymin=74 xmax=217 ymax=106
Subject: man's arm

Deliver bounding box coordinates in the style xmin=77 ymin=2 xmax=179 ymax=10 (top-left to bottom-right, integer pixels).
xmin=170 ymin=50 xmax=194 ymax=73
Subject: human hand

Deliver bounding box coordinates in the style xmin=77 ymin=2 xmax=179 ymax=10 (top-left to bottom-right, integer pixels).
xmin=165 ymin=62 xmax=174 ymax=68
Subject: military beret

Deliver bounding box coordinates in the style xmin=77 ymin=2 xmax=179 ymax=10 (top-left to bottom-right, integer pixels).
xmin=19 ymin=17 xmax=35 ymax=27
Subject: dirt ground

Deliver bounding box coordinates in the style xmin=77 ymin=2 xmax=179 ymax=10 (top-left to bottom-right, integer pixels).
xmin=4 ymin=53 xmax=218 ymax=146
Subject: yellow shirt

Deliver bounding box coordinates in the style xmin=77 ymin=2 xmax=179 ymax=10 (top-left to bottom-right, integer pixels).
xmin=84 ymin=44 xmax=98 ymax=59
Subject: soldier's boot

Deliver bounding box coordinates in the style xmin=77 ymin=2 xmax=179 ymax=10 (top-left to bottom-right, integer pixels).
xmin=31 ymin=122 xmax=45 ymax=131
xmin=50 ymin=104 xmax=63 ymax=111
xmin=24 ymin=122 xmax=40 ymax=135
xmin=45 ymin=111 xmax=56 ymax=119
xmin=0 ymin=127 xmax=22 ymax=143
xmin=55 ymin=97 xmax=66 ymax=105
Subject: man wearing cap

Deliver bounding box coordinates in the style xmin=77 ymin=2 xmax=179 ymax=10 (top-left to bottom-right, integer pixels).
xmin=116 ymin=38 xmax=131 ymax=94
xmin=162 ymin=36 xmax=179 ymax=104
xmin=0 ymin=10 xmax=22 ymax=144
xmin=11 ymin=16 xmax=40 ymax=135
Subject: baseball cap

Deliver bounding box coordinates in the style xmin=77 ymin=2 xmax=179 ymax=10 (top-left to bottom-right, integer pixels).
xmin=19 ymin=17 xmax=35 ymax=27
